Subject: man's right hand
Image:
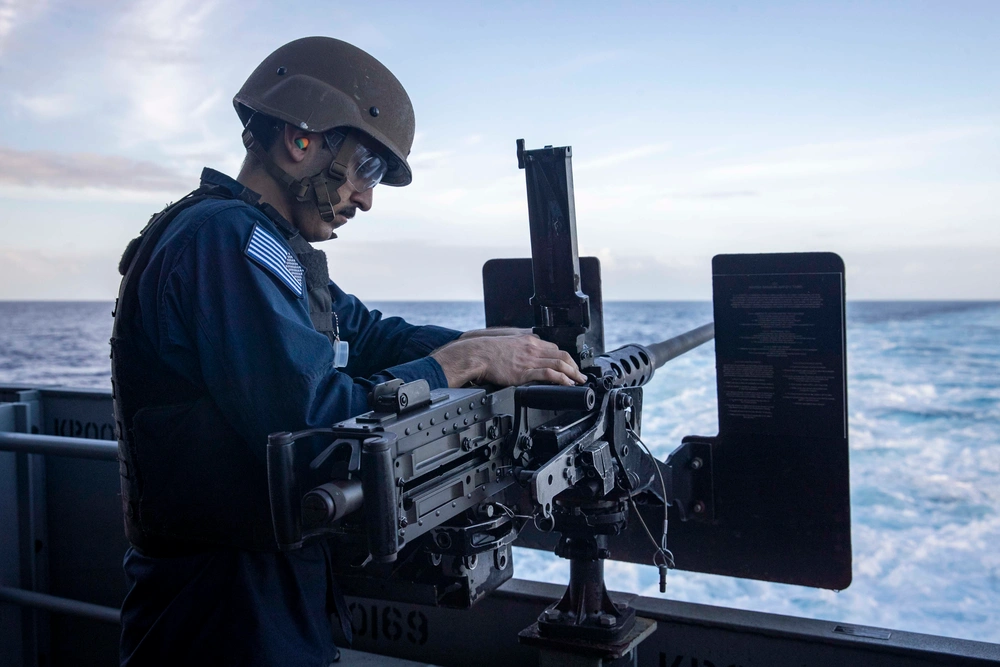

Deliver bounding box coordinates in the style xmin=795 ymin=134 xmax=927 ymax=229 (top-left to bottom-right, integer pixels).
xmin=431 ymin=334 xmax=587 ymax=388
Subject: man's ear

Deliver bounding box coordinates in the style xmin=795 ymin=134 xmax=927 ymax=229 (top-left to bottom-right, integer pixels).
xmin=283 ymin=125 xmax=311 ymax=163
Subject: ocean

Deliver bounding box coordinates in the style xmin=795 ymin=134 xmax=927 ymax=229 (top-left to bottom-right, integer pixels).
xmin=1 ymin=300 xmax=998 ymax=644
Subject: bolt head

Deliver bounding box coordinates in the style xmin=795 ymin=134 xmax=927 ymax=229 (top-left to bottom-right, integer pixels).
xmin=542 ymin=608 xmax=562 ymax=622
xmin=598 ymin=613 xmax=617 ymax=627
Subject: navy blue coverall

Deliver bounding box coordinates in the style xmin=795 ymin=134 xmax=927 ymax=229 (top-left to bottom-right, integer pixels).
xmin=119 ymin=169 xmax=462 ymax=666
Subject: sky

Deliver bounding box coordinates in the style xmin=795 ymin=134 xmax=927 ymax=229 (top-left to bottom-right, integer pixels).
xmin=0 ymin=0 xmax=997 ymax=300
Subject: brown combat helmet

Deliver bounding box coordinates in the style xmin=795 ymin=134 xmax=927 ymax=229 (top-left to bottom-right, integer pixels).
xmin=234 ymin=36 xmax=414 ymax=187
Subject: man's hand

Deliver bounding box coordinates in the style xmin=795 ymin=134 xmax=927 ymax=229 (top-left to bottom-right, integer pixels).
xmin=431 ymin=334 xmax=587 ymax=388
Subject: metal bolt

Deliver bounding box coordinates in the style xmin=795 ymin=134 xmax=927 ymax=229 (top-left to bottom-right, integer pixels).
xmin=399 ymin=393 xmax=409 ymax=407
xmin=690 ymin=457 xmax=703 ymax=470
xmin=616 ymin=393 xmax=633 ymax=409
xmin=398 ymin=517 xmax=408 ymax=528
xmin=462 ymin=437 xmax=473 ymax=451
xmin=598 ymin=614 xmax=617 ymax=628
xmin=488 ymin=425 xmax=499 ymax=439
xmin=542 ymin=608 xmax=562 ymax=622
xmin=693 ymin=501 xmax=706 ymax=514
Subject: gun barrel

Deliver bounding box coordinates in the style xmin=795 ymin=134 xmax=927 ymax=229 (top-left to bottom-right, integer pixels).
xmin=647 ymin=322 xmax=715 ymax=370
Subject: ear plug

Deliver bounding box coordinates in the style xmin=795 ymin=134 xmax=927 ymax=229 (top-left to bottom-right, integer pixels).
xmin=295 ymin=137 xmax=309 ymax=150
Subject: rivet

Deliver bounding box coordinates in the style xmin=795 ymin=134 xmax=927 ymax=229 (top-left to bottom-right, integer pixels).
xmin=369 ymin=106 xmax=379 ymax=117
xmin=276 ymin=66 xmax=287 ymax=75
xmin=404 ymin=428 xmax=411 ymax=436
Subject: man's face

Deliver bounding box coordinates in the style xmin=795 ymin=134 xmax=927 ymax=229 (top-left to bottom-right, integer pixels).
xmin=294 ymin=178 xmax=374 ymax=243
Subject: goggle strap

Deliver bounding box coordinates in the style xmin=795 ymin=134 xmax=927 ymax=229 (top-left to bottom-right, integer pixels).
xmin=327 ymin=133 xmax=362 ymax=182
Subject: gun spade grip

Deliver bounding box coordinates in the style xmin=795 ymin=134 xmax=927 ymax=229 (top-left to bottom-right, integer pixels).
xmin=361 ymin=435 xmax=398 ymax=563
xmin=266 ymin=431 xmax=302 ymax=550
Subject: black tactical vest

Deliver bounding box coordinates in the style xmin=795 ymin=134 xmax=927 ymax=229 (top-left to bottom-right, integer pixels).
xmin=111 ymin=185 xmax=337 ymax=554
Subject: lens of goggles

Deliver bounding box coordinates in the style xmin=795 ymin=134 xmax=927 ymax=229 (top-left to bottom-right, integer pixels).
xmin=325 ymin=132 xmax=388 ymax=191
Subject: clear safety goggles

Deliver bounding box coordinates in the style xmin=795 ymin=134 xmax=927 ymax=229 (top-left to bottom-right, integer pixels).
xmin=324 ymin=131 xmax=388 ymax=192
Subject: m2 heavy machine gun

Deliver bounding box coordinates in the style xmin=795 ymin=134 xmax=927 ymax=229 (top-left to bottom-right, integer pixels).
xmin=267 ymin=141 xmax=851 ymax=665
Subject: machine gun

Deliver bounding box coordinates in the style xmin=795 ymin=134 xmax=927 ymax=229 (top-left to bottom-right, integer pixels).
xmin=267 ymin=139 xmax=852 ymax=663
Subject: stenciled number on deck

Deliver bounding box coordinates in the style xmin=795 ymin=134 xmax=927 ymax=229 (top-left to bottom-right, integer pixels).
xmin=349 ymin=602 xmax=429 ymax=646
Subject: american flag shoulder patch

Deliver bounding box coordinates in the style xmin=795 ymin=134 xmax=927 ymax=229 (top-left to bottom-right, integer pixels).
xmin=244 ymin=224 xmax=305 ymax=298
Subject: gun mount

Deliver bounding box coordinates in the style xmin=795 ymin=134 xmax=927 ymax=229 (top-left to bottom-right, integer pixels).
xmin=266 ymin=139 xmax=850 ymax=665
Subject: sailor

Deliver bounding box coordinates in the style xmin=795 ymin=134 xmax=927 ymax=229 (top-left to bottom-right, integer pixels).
xmin=111 ymin=37 xmax=586 ymax=666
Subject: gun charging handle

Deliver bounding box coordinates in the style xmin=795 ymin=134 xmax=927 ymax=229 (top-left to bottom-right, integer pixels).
xmin=515 ymin=385 xmax=595 ymax=411
xmin=361 ymin=433 xmax=399 ymax=563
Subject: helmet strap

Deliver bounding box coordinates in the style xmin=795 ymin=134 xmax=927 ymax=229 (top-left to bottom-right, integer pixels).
xmin=241 ymin=128 xmax=356 ymax=225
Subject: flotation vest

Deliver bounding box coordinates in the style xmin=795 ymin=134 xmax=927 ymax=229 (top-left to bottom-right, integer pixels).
xmin=111 ymin=184 xmax=337 ymax=554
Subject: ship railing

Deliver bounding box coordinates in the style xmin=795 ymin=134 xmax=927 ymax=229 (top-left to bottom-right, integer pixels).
xmin=0 ymin=429 xmax=122 ymax=625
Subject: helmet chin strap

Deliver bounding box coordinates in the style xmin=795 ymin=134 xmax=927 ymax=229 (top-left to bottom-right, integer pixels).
xmin=242 ymin=128 xmax=360 ymax=228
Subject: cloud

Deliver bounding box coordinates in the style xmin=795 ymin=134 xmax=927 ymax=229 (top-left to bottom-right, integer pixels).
xmin=105 ymin=0 xmax=223 ymax=146
xmin=544 ymin=49 xmax=630 ymax=75
xmin=12 ymin=92 xmax=76 ymax=120
xmin=674 ymin=190 xmax=760 ymax=200
xmin=706 ymin=126 xmax=996 ymax=181
xmin=0 ymin=0 xmax=46 ymax=53
xmin=575 ymin=142 xmax=672 ymax=171
xmin=0 ymin=248 xmax=121 ymax=300
xmin=0 ymin=146 xmax=190 ymax=192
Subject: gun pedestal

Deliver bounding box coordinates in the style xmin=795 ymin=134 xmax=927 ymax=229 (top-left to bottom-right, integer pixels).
xmin=518 ymin=492 xmax=657 ymax=666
